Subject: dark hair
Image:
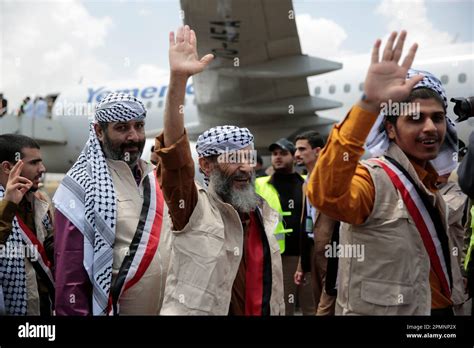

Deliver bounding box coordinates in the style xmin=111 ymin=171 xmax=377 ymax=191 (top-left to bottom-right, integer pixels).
xmin=295 ymin=131 xmax=325 ymax=149
xmin=98 ymin=122 xmax=109 ymax=133
xmin=385 ymin=87 xmax=445 ymax=126
xmin=0 ymin=134 xmax=40 ymax=163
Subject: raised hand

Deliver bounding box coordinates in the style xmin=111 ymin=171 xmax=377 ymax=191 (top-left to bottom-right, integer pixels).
xmin=4 ymin=160 xmax=32 ymax=204
xmin=169 ymin=25 xmax=214 ymax=78
xmin=361 ymin=31 xmax=424 ymax=113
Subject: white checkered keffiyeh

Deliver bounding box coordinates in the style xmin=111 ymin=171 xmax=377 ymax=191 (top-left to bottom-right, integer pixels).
xmin=0 ymin=185 xmax=53 ymax=315
xmin=196 ymin=125 xmax=254 ymax=157
xmin=365 ymin=69 xmax=458 ymax=176
xmin=53 ymin=92 xmax=146 ymax=315
xmin=196 ymin=125 xmax=254 ymax=186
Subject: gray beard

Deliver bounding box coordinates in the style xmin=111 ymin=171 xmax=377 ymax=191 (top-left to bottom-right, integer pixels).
xmin=102 ymin=137 xmax=141 ymax=169
xmin=209 ymin=169 xmax=259 ymax=213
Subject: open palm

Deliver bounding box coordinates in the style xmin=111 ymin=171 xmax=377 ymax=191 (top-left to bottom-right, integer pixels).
xmin=169 ymin=25 xmax=214 ymax=78
xmin=363 ymin=31 xmax=424 ymax=106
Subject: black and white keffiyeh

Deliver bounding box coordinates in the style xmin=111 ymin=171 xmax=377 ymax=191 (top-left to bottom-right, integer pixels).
xmin=196 ymin=125 xmax=254 ymax=157
xmin=0 ymin=185 xmax=53 ymax=315
xmin=53 ymin=92 xmax=146 ymax=315
xmin=196 ymin=125 xmax=254 ymax=185
xmin=365 ymin=69 xmax=458 ymax=175
xmin=0 ymin=186 xmax=27 ymax=315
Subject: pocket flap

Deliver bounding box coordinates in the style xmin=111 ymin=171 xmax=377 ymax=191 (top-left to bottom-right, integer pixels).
xmin=361 ymin=279 xmax=413 ymax=306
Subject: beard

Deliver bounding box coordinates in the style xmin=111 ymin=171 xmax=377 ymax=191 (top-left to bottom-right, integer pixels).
xmin=102 ymin=133 xmax=145 ymax=168
xmin=209 ymin=168 xmax=259 ymax=213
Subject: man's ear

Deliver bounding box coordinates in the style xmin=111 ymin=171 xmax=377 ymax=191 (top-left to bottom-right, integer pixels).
xmin=94 ymin=123 xmax=105 ymax=142
xmin=385 ymin=121 xmax=396 ymax=140
xmin=314 ymin=147 xmax=322 ymax=158
xmin=198 ymin=157 xmax=214 ymax=177
xmin=0 ymin=161 xmax=13 ymax=175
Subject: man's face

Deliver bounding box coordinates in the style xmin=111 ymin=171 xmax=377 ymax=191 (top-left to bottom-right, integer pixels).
xmin=271 ymin=148 xmax=294 ymax=173
xmin=386 ymin=98 xmax=446 ymax=167
xmin=295 ymin=139 xmax=319 ymax=168
xmin=20 ymin=147 xmax=46 ymax=192
xmin=207 ymin=145 xmax=259 ymax=213
xmin=96 ymin=120 xmax=146 ymax=167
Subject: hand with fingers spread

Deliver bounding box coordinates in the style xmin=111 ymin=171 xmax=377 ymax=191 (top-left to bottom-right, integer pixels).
xmin=359 ymin=30 xmax=424 ymax=114
xmin=4 ymin=160 xmax=32 ymax=205
xmin=169 ymin=25 xmax=214 ymax=78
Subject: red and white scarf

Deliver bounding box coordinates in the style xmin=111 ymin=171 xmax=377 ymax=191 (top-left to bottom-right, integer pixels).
xmin=108 ymin=170 xmax=164 ymax=315
xmin=370 ymin=157 xmax=452 ymax=299
xmin=0 ymin=185 xmax=54 ymax=315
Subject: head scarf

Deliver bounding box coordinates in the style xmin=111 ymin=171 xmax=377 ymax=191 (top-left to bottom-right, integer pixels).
xmin=53 ymin=92 xmax=146 ymax=315
xmin=365 ymin=69 xmax=458 ymax=176
xmin=196 ymin=125 xmax=254 ymax=185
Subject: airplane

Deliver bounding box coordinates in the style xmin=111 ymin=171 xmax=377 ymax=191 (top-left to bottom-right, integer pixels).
xmin=1 ymin=0 xmax=473 ymax=176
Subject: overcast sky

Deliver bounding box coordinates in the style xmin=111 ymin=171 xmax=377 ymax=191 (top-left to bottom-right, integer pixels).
xmin=1 ymin=0 xmax=473 ymax=107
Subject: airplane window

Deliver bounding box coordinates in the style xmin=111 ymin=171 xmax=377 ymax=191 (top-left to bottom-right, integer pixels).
xmin=329 ymin=85 xmax=336 ymax=94
xmin=344 ymin=84 xmax=351 ymax=93
xmin=441 ymin=75 xmax=449 ymax=85
xmin=314 ymin=86 xmax=321 ymax=95
xmin=458 ymin=73 xmax=467 ymax=83
xmin=359 ymin=82 xmax=364 ymax=91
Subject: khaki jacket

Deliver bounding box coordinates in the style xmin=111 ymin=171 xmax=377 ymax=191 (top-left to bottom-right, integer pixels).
xmin=160 ymin=184 xmax=285 ymax=315
xmin=336 ymin=144 xmax=462 ymax=315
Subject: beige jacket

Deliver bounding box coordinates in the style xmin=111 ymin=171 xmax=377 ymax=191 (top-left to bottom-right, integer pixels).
xmin=336 ymin=144 xmax=462 ymax=315
xmin=160 ymin=184 xmax=285 ymax=315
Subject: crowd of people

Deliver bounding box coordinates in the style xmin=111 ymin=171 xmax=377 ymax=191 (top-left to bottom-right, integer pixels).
xmin=0 ymin=27 xmax=473 ymax=316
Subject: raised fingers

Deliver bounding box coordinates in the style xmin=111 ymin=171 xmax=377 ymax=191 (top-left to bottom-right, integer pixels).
xmin=190 ymin=29 xmax=196 ymax=47
xmin=183 ymin=25 xmax=190 ymax=44
xmin=9 ymin=160 xmax=23 ymax=178
xmin=169 ymin=31 xmax=175 ymax=46
xmin=176 ymin=26 xmax=184 ymax=43
xmin=401 ymin=42 xmax=419 ymax=69
xmin=392 ymin=30 xmax=407 ymax=63
xmin=371 ymin=39 xmax=381 ymax=63
xmin=382 ymin=31 xmax=397 ymax=61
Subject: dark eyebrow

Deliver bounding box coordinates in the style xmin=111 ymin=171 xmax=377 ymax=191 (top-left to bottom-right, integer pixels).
xmin=27 ymin=158 xmax=42 ymax=164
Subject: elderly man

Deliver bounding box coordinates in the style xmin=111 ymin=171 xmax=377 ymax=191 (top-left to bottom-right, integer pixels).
xmin=0 ymin=134 xmax=54 ymax=315
xmin=53 ymin=93 xmax=170 ymax=316
xmin=155 ymin=25 xmax=284 ymax=315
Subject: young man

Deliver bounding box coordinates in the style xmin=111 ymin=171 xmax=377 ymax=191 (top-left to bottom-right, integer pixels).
xmin=308 ymin=31 xmax=463 ymax=315
xmin=53 ymin=93 xmax=171 ymax=315
xmin=294 ymin=131 xmax=338 ymax=315
xmin=0 ymin=134 xmax=54 ymax=315
xmin=155 ymin=25 xmax=284 ymax=315
xmin=255 ymin=139 xmax=314 ymax=315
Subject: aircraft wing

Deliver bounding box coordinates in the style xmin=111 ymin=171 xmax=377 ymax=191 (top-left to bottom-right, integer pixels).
xmin=180 ymin=0 xmax=342 ymax=150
